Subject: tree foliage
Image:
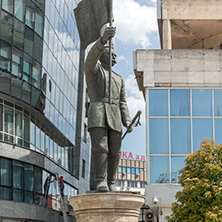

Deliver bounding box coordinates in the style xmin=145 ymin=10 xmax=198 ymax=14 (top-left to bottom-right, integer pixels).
xmin=167 ymin=138 xmax=222 ymax=222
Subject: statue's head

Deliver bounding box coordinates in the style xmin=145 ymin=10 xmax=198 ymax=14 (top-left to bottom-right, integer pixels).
xmin=100 ymin=45 xmax=116 ymax=68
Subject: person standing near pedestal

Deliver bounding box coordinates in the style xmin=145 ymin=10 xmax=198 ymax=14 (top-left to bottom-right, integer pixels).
xmin=85 ymin=26 xmax=133 ymax=192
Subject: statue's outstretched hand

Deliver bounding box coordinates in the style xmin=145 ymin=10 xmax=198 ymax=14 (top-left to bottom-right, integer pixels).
xmin=126 ymin=121 xmax=133 ymax=133
xmin=101 ymin=26 xmax=116 ymax=44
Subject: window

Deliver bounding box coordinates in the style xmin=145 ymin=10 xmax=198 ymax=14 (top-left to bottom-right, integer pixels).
xmin=171 ymin=119 xmax=191 ymax=154
xmin=171 ymin=156 xmax=186 ymax=184
xmin=12 ymin=48 xmax=23 ymax=77
xmin=2 ymin=0 xmax=14 ymax=14
xmin=14 ymin=0 xmax=25 ymax=22
xmin=149 ymin=90 xmax=168 ymax=116
xmin=0 ymin=105 xmax=3 ymax=140
xmin=23 ymin=55 xmax=32 ymax=82
xmin=35 ymin=9 xmax=43 ymax=37
xmin=33 ymin=33 xmax=43 ymax=63
xmin=82 ymin=159 xmax=85 ymax=178
xmin=150 ymin=118 xmax=169 ymax=154
xmin=13 ymin=18 xmax=24 ymax=49
xmin=150 ymin=156 xmax=169 ymax=183
xmin=215 ymin=119 xmax=222 ymax=144
xmin=22 ymin=81 xmax=31 ymax=103
xmin=193 ymin=119 xmax=212 ymax=151
xmin=15 ymin=110 xmax=22 ymax=145
xmin=0 ymin=10 xmax=13 ymax=44
xmin=192 ymin=90 xmax=212 ymax=116
xmin=214 ymin=90 xmax=222 ymax=116
xmin=83 ymin=123 xmax=87 ymax=143
xmin=0 ymin=158 xmax=12 ymax=186
xmin=13 ymin=161 xmax=24 ymax=189
xmin=24 ymin=26 xmax=34 ymax=56
xmin=170 ymin=89 xmax=190 ymax=116
xmin=0 ymin=41 xmax=11 ymax=72
xmin=25 ymin=6 xmax=35 ymax=29
xmin=4 ymin=106 xmax=14 ymax=142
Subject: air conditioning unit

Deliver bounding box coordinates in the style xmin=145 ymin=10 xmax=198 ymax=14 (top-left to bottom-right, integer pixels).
xmin=145 ymin=209 xmax=157 ymax=222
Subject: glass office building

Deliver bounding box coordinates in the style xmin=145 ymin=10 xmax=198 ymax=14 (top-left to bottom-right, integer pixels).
xmin=0 ymin=0 xmax=90 ymax=221
xmin=148 ymin=89 xmax=222 ymax=184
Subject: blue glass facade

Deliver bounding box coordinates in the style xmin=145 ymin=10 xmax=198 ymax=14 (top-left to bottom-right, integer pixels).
xmin=148 ymin=89 xmax=222 ymax=184
xmin=0 ymin=0 xmax=90 ymax=220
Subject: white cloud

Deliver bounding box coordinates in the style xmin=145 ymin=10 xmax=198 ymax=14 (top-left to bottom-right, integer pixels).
xmin=117 ymin=55 xmax=129 ymax=65
xmin=114 ymin=0 xmax=158 ymax=48
xmin=125 ymin=75 xmax=145 ymax=124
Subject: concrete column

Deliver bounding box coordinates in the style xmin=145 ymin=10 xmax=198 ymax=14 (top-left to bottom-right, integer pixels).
xmin=162 ymin=19 xmax=172 ymax=49
xmin=70 ymin=193 xmax=145 ymax=222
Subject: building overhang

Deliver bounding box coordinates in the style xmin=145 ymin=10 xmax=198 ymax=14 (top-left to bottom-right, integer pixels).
xmin=158 ymin=0 xmax=222 ymax=49
xmin=134 ymin=49 xmax=222 ymax=92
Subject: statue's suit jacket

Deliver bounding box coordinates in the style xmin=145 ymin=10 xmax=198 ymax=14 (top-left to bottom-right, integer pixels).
xmin=85 ymin=39 xmax=131 ymax=133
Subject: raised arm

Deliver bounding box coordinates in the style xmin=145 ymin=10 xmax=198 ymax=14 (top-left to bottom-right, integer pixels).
xmin=85 ymin=27 xmax=116 ymax=75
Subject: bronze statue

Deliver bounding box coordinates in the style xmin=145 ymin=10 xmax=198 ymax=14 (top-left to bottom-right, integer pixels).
xmin=85 ymin=26 xmax=133 ymax=192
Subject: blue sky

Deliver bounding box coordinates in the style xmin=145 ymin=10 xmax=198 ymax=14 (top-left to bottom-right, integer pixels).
xmin=112 ymin=0 xmax=161 ymax=157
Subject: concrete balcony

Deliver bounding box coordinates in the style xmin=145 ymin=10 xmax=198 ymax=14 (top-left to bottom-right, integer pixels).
xmin=134 ymin=49 xmax=222 ymax=91
xmin=157 ymin=0 xmax=222 ymax=49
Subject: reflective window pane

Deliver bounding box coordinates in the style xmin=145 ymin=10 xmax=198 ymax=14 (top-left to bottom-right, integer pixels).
xmin=170 ymin=89 xmax=190 ymax=116
xmin=13 ymin=18 xmax=24 ymax=49
xmin=0 ymin=187 xmax=12 ymax=200
xmin=32 ymin=60 xmax=41 ymax=88
xmin=0 ymin=10 xmax=13 ymax=44
xmin=14 ymin=0 xmax=25 ymax=22
xmin=25 ymin=6 xmax=35 ymax=29
xmin=4 ymin=106 xmax=13 ymax=142
xmin=150 ymin=156 xmax=169 ymax=183
xmin=25 ymin=191 xmax=33 ymax=203
xmin=149 ymin=90 xmax=168 ymax=116
xmin=34 ymin=167 xmax=42 ymax=193
xmin=150 ymin=119 xmax=169 ymax=154
xmin=15 ymin=111 xmax=22 ymax=145
xmin=22 ymin=81 xmax=31 ymax=103
xmin=12 ymin=48 xmax=23 ymax=77
xmin=214 ymin=90 xmax=222 ymax=116
xmin=33 ymin=33 xmax=43 ymax=63
xmin=23 ymin=55 xmax=32 ymax=82
xmin=193 ymin=119 xmax=212 ymax=151
xmin=24 ymin=114 xmax=30 ymax=148
xmin=0 ymin=158 xmax=12 ymax=186
xmin=13 ymin=161 xmax=24 ymax=189
xmin=215 ymin=119 xmax=222 ymax=144
xmin=171 ymin=119 xmax=191 ymax=154
xmin=171 ymin=156 xmax=186 ymax=184
xmin=192 ymin=90 xmax=212 ymax=116
xmin=13 ymin=189 xmax=23 ymax=202
xmin=0 ymin=41 xmax=11 ymax=72
xmin=24 ymin=26 xmax=33 ymax=56
xmin=2 ymin=0 xmax=14 ymax=14
xmin=24 ymin=164 xmax=33 ymax=191
xmin=35 ymin=9 xmax=43 ymax=37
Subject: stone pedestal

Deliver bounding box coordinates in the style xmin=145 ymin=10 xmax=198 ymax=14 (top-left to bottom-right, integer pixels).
xmin=70 ymin=192 xmax=145 ymax=222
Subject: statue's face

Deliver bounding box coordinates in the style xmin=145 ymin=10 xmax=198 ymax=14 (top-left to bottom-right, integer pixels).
xmin=100 ymin=48 xmax=116 ymax=67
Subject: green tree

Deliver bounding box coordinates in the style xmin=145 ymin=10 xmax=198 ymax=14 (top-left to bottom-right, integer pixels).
xmin=167 ymin=138 xmax=222 ymax=222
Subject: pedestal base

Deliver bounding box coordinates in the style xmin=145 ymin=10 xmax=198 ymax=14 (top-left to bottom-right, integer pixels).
xmin=70 ymin=192 xmax=145 ymax=222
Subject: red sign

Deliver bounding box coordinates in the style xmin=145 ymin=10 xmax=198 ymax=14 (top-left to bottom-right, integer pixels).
xmin=121 ymin=151 xmax=146 ymax=161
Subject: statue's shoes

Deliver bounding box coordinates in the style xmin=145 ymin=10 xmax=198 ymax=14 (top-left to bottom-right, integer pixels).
xmin=108 ymin=184 xmax=117 ymax=192
xmin=97 ymin=181 xmax=109 ymax=192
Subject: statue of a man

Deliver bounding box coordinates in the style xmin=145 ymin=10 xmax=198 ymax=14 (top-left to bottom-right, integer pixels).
xmin=85 ymin=26 xmax=133 ymax=192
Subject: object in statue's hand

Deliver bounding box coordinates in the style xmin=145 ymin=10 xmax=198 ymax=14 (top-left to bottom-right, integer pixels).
xmin=126 ymin=121 xmax=133 ymax=133
xmin=101 ymin=26 xmax=116 ymax=44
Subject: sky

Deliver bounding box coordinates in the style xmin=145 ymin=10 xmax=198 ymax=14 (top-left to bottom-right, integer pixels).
xmin=111 ymin=0 xmax=161 ymax=158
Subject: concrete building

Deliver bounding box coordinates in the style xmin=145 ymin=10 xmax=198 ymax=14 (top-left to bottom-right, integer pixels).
xmin=134 ymin=0 xmax=222 ymax=221
xmin=115 ymin=152 xmax=146 ymax=195
xmin=0 ymin=0 xmax=90 ymax=221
